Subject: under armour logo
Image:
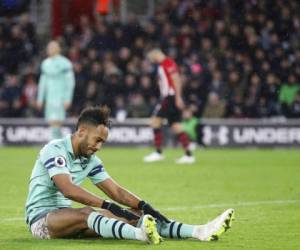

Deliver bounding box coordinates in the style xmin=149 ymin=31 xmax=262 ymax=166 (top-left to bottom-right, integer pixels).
xmin=203 ymin=126 xmax=229 ymax=145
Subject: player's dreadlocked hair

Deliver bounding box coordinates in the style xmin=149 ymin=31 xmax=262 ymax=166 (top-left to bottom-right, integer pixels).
xmin=76 ymin=106 xmax=111 ymax=130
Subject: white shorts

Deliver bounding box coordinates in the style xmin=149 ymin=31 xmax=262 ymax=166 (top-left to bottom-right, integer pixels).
xmin=30 ymin=214 xmax=51 ymax=239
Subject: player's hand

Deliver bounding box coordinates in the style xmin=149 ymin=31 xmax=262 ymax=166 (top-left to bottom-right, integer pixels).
xmin=64 ymin=102 xmax=71 ymax=111
xmin=35 ymin=101 xmax=43 ymax=111
xmin=138 ymin=200 xmax=170 ymax=223
xmin=101 ymin=200 xmax=139 ymax=221
xmin=175 ymin=97 xmax=185 ymax=110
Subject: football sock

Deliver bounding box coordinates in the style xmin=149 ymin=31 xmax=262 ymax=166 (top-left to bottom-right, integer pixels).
xmin=177 ymin=132 xmax=191 ymax=156
xmin=50 ymin=126 xmax=62 ymax=140
xmin=87 ymin=212 xmax=143 ymax=240
xmin=156 ymin=220 xmax=194 ymax=238
xmin=153 ymin=128 xmax=163 ymax=154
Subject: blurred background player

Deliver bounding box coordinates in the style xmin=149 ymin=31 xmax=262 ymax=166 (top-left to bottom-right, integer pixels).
xmin=144 ymin=49 xmax=195 ymax=164
xmin=36 ymin=41 xmax=75 ymax=140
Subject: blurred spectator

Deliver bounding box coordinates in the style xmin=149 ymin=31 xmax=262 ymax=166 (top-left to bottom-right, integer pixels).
xmin=209 ymin=70 xmax=225 ymax=96
xmin=0 ymin=74 xmax=23 ymax=117
xmin=19 ymin=13 xmax=37 ymax=53
xmin=1 ymin=1 xmax=300 ymax=119
xmin=289 ymin=90 xmax=300 ymax=118
xmin=114 ymin=95 xmax=128 ymax=122
xmin=22 ymin=74 xmax=37 ymax=117
xmin=85 ymin=80 xmax=99 ymax=107
xmin=256 ymin=97 xmax=270 ymax=118
xmin=225 ymin=93 xmax=244 ymax=118
xmin=244 ymin=73 xmax=262 ymax=117
xmin=279 ymin=74 xmax=300 ymax=117
xmin=6 ymin=25 xmax=28 ymax=73
xmin=202 ymin=92 xmax=225 ymax=118
xmin=127 ymin=92 xmax=150 ymax=118
xmin=0 ymin=15 xmax=37 ymax=74
xmin=261 ymin=73 xmax=280 ymax=116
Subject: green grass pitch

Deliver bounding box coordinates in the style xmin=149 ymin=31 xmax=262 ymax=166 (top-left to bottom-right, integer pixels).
xmin=0 ymin=147 xmax=299 ymax=250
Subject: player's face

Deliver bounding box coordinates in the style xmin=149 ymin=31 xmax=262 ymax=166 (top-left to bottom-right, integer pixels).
xmin=147 ymin=53 xmax=156 ymax=64
xmin=79 ymin=124 xmax=108 ymax=157
xmin=47 ymin=41 xmax=60 ymax=57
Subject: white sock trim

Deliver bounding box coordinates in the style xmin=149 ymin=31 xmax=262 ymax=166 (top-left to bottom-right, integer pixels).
xmin=87 ymin=211 xmax=99 ymax=230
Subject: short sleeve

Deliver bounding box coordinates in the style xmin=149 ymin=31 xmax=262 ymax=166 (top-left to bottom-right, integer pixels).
xmin=62 ymin=60 xmax=72 ymax=74
xmin=88 ymin=156 xmax=110 ymax=184
xmin=40 ymin=61 xmax=46 ymax=74
xmin=40 ymin=144 xmax=70 ymax=179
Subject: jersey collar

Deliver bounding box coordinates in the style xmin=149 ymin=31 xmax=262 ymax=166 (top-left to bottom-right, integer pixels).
xmin=65 ymin=134 xmax=75 ymax=159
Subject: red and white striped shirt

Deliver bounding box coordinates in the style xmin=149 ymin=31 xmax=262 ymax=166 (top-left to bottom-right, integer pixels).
xmin=157 ymin=58 xmax=178 ymax=97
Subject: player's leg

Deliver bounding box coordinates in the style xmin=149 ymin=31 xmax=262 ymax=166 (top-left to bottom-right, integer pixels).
xmin=156 ymin=208 xmax=234 ymax=241
xmin=46 ymin=207 xmax=114 ymax=238
xmin=144 ymin=105 xmax=165 ymax=162
xmin=48 ymin=120 xmax=63 ymax=140
xmin=162 ymin=97 xmax=194 ymax=163
xmin=151 ymin=116 xmax=164 ymax=153
xmin=45 ymin=207 xmax=162 ymax=244
xmin=45 ymin=105 xmax=65 ymax=140
xmin=170 ymin=121 xmax=195 ymax=164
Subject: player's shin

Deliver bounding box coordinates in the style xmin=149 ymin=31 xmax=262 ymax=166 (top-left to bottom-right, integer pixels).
xmin=87 ymin=211 xmax=162 ymax=244
xmin=50 ymin=126 xmax=62 ymax=140
xmin=177 ymin=132 xmax=191 ymax=156
xmin=153 ymin=128 xmax=163 ymax=153
xmin=156 ymin=220 xmax=194 ymax=239
xmin=156 ymin=209 xmax=234 ymax=241
xmin=87 ymin=211 xmax=139 ymax=240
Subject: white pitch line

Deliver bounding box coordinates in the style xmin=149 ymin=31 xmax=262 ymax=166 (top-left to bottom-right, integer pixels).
xmin=0 ymin=217 xmax=24 ymax=222
xmin=160 ymin=199 xmax=300 ymax=211
xmin=0 ymin=199 xmax=298 ymax=222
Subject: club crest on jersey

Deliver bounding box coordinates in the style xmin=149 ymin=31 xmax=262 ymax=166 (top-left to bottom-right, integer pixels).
xmin=54 ymin=156 xmax=66 ymax=167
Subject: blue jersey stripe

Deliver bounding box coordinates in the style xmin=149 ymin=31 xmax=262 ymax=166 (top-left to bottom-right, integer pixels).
xmin=88 ymin=165 xmax=103 ymax=177
xmin=45 ymin=161 xmax=55 ymax=168
xmin=44 ymin=157 xmax=55 ymax=167
xmin=46 ymin=164 xmax=56 ymax=170
xmin=46 ymin=164 xmax=67 ymax=170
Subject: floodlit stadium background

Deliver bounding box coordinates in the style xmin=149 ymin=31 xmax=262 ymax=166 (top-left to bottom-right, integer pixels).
xmin=0 ymin=0 xmax=300 ymax=147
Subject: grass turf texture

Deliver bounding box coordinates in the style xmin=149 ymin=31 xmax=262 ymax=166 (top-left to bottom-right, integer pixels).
xmin=0 ymin=147 xmax=299 ymax=250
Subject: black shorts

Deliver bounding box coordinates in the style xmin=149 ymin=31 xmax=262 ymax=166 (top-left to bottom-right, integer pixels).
xmin=153 ymin=96 xmax=182 ymax=125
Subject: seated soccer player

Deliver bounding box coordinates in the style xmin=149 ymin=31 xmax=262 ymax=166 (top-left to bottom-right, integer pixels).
xmin=25 ymin=106 xmax=234 ymax=243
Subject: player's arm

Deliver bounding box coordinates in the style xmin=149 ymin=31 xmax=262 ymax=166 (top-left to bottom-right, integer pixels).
xmin=51 ymin=173 xmax=138 ymax=221
xmin=96 ymin=178 xmax=141 ymax=208
xmin=36 ymin=65 xmax=46 ymax=110
xmin=170 ymin=71 xmax=184 ymax=110
xmin=63 ymin=61 xmax=75 ymax=110
xmin=52 ymin=174 xmax=105 ymax=207
xmin=89 ymin=157 xmax=169 ymax=222
xmin=97 ymin=178 xmax=170 ymax=223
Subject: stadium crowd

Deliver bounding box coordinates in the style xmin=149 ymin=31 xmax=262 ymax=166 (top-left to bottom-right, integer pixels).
xmin=0 ymin=0 xmax=300 ymax=119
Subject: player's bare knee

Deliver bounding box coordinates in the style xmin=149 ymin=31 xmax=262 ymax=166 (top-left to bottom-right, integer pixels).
xmin=75 ymin=207 xmax=96 ymax=228
xmin=79 ymin=207 xmax=95 ymax=218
